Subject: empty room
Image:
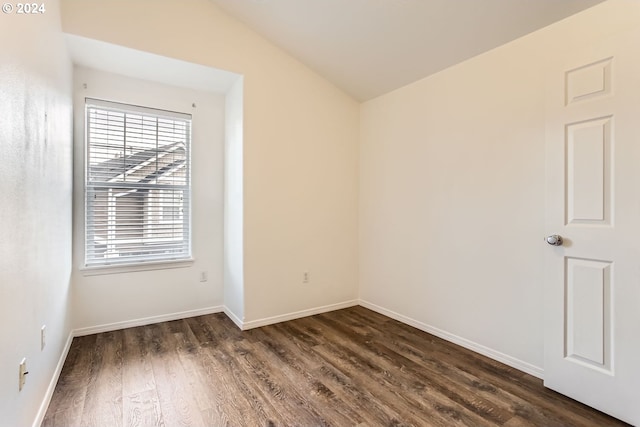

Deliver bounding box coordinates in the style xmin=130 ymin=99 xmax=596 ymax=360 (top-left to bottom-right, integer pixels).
xmin=1 ymin=0 xmax=639 ymax=425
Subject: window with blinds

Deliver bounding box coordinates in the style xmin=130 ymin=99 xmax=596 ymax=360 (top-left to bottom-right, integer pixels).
xmin=85 ymin=98 xmax=192 ymax=267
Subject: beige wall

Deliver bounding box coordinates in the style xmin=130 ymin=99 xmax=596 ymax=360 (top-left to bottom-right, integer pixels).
xmin=0 ymin=1 xmax=73 ymax=425
xmin=359 ymin=0 xmax=640 ymax=375
xmin=61 ymin=0 xmax=361 ymax=325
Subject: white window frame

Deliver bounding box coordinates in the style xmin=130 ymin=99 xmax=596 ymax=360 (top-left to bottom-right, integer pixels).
xmin=83 ymin=98 xmax=193 ymax=271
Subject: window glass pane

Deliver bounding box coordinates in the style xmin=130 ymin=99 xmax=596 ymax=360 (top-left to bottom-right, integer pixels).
xmin=85 ymin=100 xmax=191 ymax=267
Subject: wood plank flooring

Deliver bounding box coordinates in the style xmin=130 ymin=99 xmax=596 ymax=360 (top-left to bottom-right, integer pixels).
xmin=42 ymin=306 xmax=628 ymax=426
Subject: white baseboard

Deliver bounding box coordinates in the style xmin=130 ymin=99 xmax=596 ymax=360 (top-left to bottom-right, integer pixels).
xmin=359 ymin=299 xmax=544 ymax=379
xmin=241 ymin=299 xmax=359 ymax=330
xmin=32 ymin=331 xmax=74 ymax=427
xmin=73 ymin=305 xmax=225 ymax=336
xmin=223 ymin=306 xmax=244 ymax=329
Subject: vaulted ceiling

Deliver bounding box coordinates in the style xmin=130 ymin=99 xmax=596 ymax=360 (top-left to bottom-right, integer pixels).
xmin=210 ymin=0 xmax=605 ymax=101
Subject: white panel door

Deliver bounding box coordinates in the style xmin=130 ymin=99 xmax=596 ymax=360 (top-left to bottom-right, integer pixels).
xmin=545 ymin=27 xmax=640 ymax=425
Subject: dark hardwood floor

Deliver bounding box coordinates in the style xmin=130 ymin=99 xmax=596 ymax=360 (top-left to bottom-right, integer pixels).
xmin=42 ymin=306 xmax=628 ymax=426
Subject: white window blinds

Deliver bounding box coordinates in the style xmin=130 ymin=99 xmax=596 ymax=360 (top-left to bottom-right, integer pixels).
xmin=85 ymin=98 xmax=192 ymax=267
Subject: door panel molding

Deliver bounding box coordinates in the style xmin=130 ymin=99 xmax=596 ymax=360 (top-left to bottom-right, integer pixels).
xmin=564 ymin=257 xmax=613 ymax=374
xmin=565 ymin=57 xmax=613 ymax=105
xmin=565 ymin=116 xmax=613 ymax=226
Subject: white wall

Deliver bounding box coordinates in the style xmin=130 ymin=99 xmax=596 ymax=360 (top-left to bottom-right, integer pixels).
xmin=224 ymin=77 xmax=245 ymax=325
xmin=359 ymin=0 xmax=640 ymax=375
xmin=61 ymin=0 xmax=360 ymax=326
xmin=71 ymin=66 xmax=226 ymax=330
xmin=0 ymin=1 xmax=73 ymax=425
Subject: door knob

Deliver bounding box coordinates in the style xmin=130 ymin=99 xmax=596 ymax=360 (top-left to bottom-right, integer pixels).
xmin=546 ymin=234 xmax=563 ymax=246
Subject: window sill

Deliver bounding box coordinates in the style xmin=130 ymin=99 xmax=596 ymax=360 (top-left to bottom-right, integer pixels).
xmin=80 ymin=258 xmax=194 ymax=276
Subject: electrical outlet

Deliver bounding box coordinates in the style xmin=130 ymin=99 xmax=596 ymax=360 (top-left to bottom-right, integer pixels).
xmin=19 ymin=358 xmax=28 ymax=391
xmin=41 ymin=325 xmax=46 ymax=350
xmin=303 ymin=271 xmax=310 ymax=283
xmin=200 ymin=271 xmax=208 ymax=282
